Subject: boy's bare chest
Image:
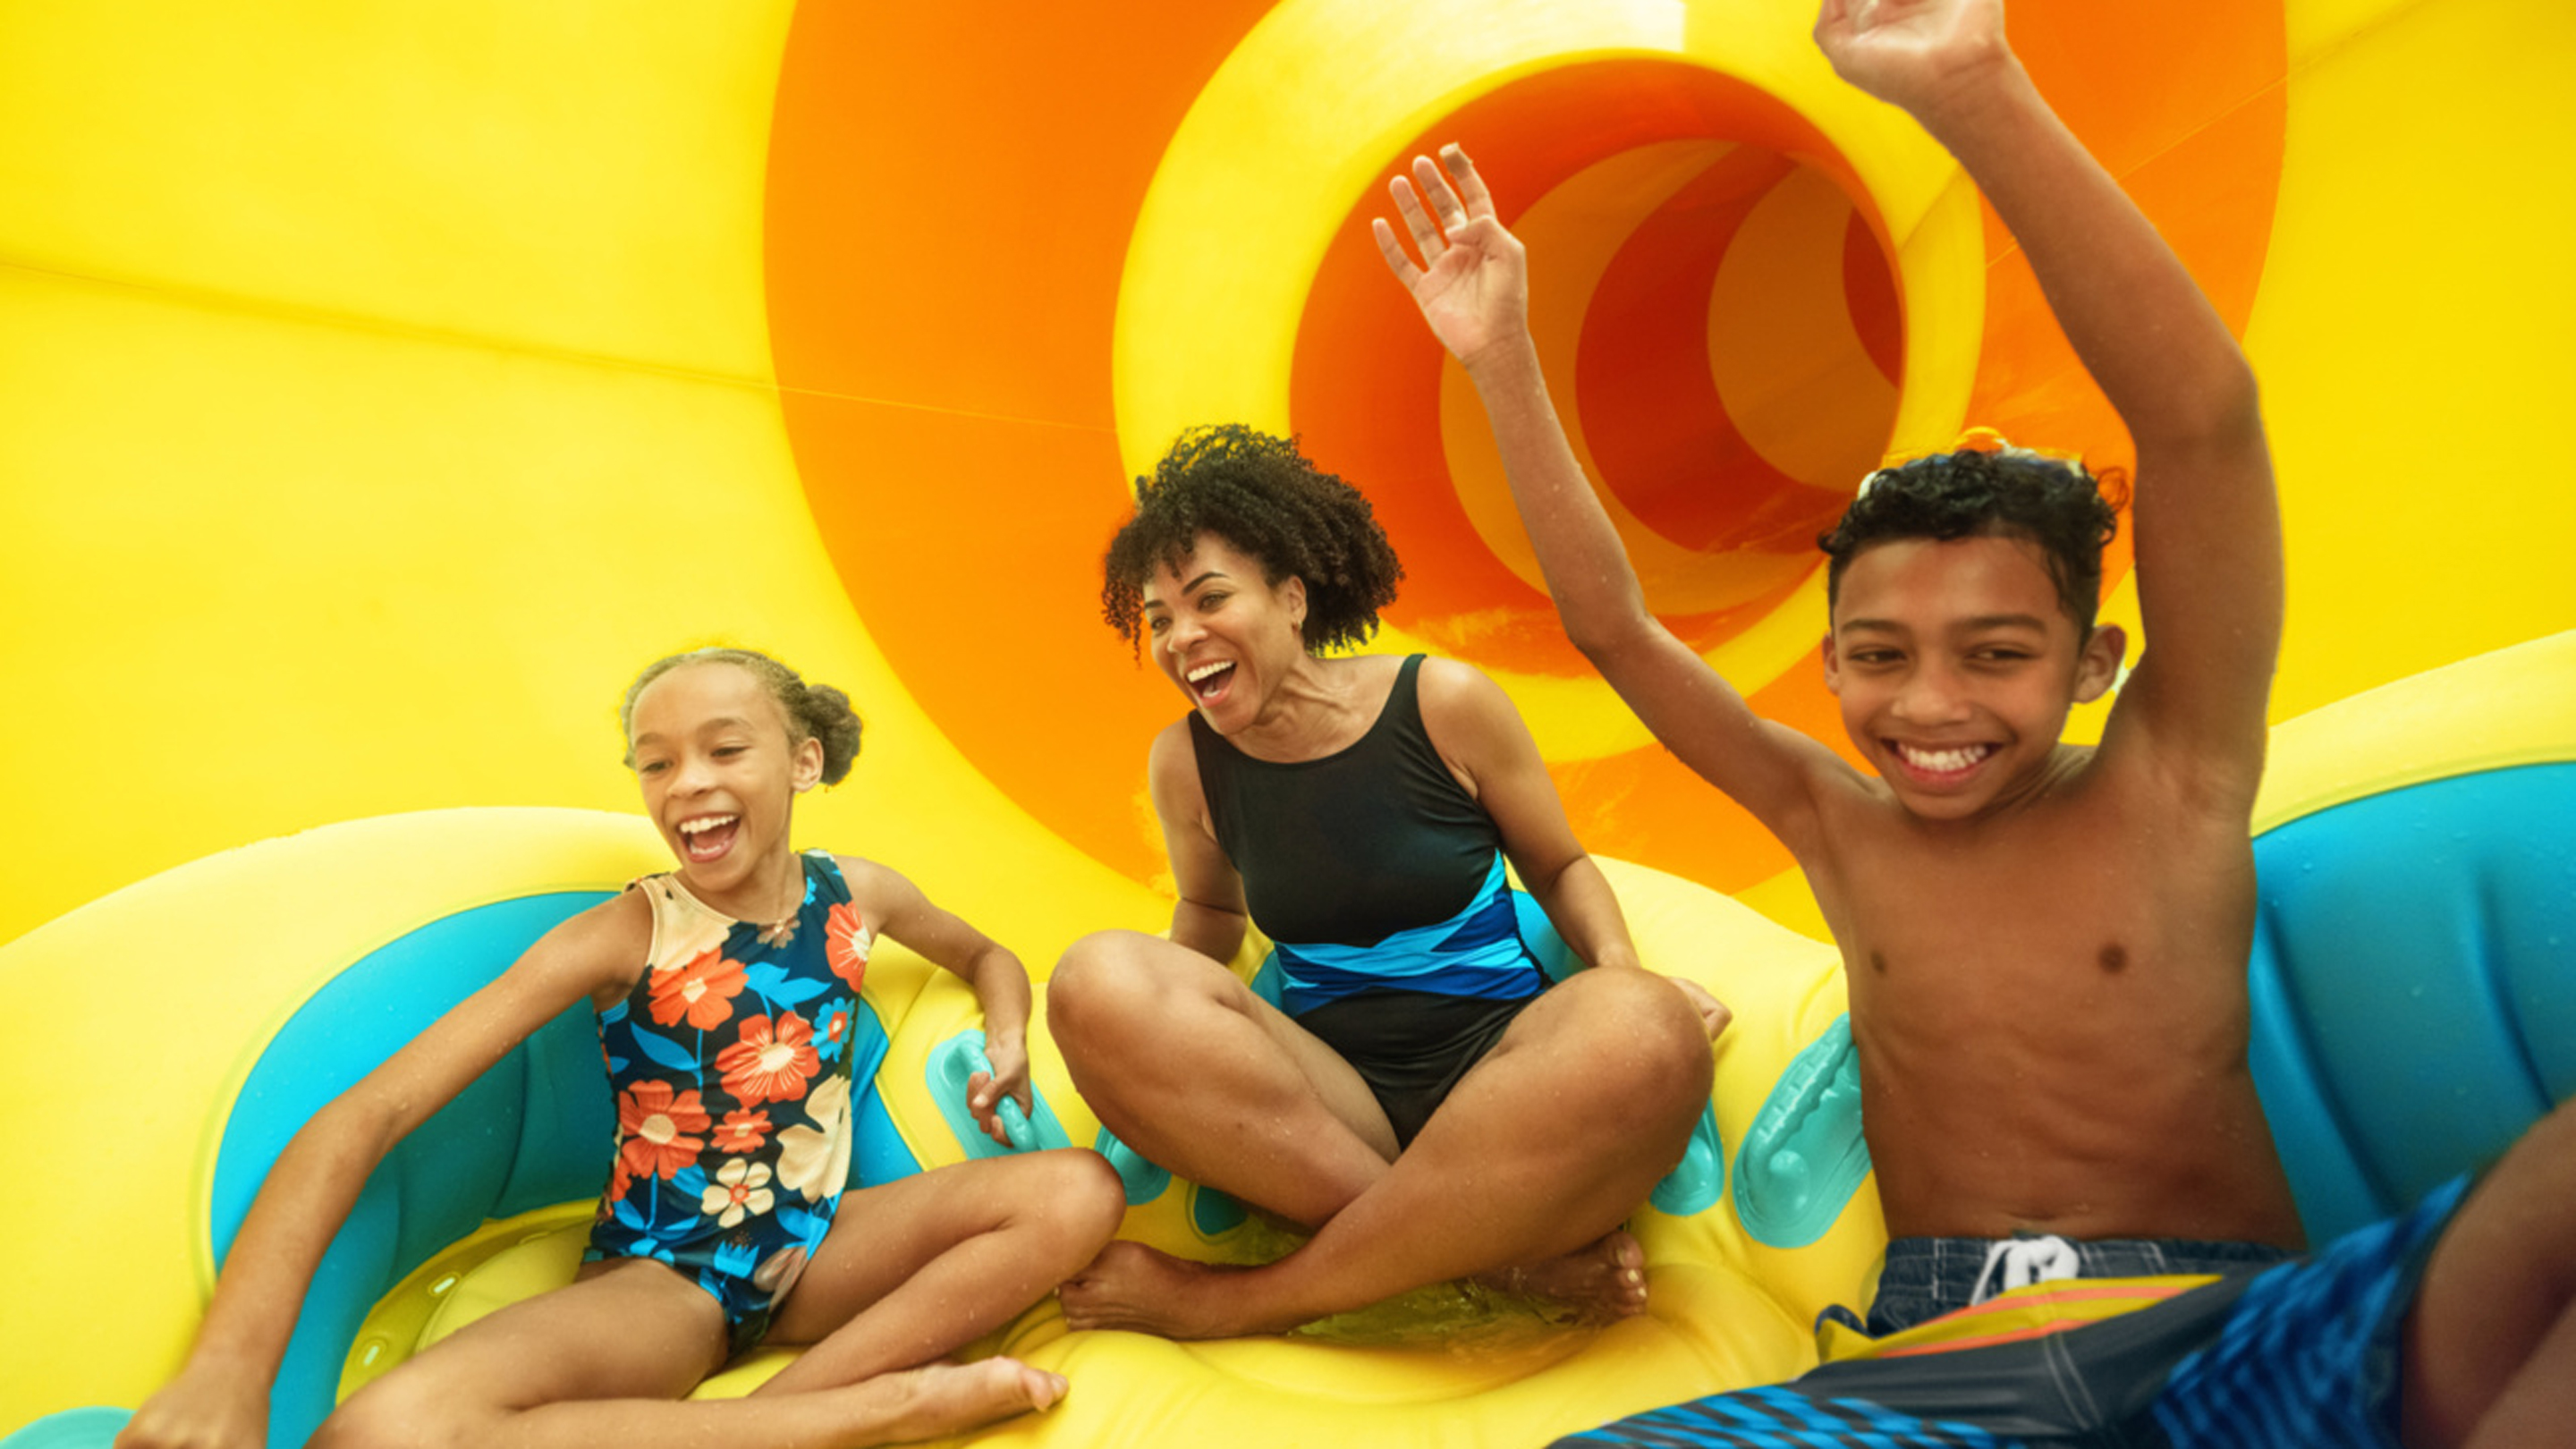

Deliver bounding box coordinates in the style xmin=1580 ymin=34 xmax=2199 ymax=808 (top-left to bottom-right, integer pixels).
xmin=1814 ymin=789 xmax=2255 ymax=1006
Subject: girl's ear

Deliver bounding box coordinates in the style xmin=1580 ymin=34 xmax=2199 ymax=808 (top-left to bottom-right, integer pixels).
xmin=790 ymin=733 xmax=826 ymax=793
xmin=2073 ymin=623 xmax=2128 ymax=703
xmin=1280 ymin=574 xmax=1307 ymax=632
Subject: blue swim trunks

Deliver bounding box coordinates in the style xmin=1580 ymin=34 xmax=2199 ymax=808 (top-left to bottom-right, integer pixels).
xmin=1555 ymin=1175 xmax=2470 ymax=1448
xmin=1843 ymin=1232 xmax=2298 ymax=1338
xmin=584 ymin=851 xmax=874 ymax=1356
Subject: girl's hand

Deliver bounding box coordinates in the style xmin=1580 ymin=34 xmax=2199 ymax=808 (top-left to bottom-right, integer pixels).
xmin=1814 ymin=0 xmax=2012 ymax=121
xmin=1671 ymin=978 xmax=1734 ymax=1041
xmin=968 ymin=1031 xmax=1035 ymax=1148
xmin=1373 ymin=145 xmax=1530 ymax=369
xmin=116 ymin=1360 xmax=267 ymax=1449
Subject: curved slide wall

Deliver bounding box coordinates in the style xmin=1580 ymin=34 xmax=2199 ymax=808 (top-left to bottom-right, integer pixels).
xmin=2 ymin=0 xmax=2572 ymax=1434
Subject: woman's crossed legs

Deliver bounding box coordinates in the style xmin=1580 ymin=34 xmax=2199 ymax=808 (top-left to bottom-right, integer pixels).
xmin=1047 ymin=929 xmax=1714 ymax=1338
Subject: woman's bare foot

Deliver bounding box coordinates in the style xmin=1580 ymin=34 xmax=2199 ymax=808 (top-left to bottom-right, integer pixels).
xmin=1477 ymin=1230 xmax=1649 ymax=1325
xmin=1060 ymin=1241 xmax=1277 ymax=1339
xmin=831 ymin=1359 xmax=1066 ymax=1445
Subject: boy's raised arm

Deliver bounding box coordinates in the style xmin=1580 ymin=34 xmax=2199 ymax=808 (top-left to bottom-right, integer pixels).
xmin=1818 ymin=0 xmax=2283 ymax=785
xmin=1376 ymin=150 xmax=1847 ymax=857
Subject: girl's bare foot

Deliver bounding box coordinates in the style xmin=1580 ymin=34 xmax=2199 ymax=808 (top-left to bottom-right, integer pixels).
xmin=833 ymin=1359 xmax=1066 ymax=1445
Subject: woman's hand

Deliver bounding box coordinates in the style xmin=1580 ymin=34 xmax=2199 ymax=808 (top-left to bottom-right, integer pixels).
xmin=1373 ymin=145 xmax=1530 ymax=370
xmin=968 ymin=1030 xmax=1035 ymax=1148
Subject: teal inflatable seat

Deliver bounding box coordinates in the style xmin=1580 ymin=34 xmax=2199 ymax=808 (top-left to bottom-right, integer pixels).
xmin=2248 ymin=762 xmax=2576 ymax=1242
xmin=206 ymin=893 xmax=913 ymax=1449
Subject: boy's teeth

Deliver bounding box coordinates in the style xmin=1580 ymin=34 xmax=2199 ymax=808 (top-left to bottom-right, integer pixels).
xmin=1901 ymin=744 xmax=1988 ymax=773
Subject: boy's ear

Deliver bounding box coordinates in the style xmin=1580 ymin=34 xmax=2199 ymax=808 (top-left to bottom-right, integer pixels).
xmin=1819 ymin=632 xmax=1843 ymax=695
xmin=2073 ymin=623 xmax=2128 ymax=703
xmin=790 ymin=733 xmax=826 ymax=793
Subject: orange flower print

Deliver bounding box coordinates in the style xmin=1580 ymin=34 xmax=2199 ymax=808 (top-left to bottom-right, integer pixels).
xmin=615 ymin=1080 xmax=711 ymax=1182
xmin=717 ymin=1012 xmax=820 ymax=1106
xmin=648 ymin=948 xmax=745 ymax=1032
xmin=826 ymin=903 xmax=870 ymax=992
xmin=712 ymin=1108 xmax=771 ymax=1154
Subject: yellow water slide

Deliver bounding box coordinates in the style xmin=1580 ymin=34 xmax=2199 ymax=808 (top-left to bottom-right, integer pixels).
xmin=4 ymin=0 xmax=2571 ymax=1444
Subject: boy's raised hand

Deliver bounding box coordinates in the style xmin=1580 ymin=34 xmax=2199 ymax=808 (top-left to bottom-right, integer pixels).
xmin=1813 ymin=0 xmax=2011 ymax=118
xmin=1373 ymin=147 xmax=1527 ymax=369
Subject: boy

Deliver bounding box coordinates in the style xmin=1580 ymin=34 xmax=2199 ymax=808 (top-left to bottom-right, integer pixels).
xmin=1379 ymin=0 xmax=2572 ymax=1442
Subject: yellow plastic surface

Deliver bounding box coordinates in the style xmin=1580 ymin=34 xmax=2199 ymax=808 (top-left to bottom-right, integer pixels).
xmin=4 ymin=0 xmax=2572 ymax=1438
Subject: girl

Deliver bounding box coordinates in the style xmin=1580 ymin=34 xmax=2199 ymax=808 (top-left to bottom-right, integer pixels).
xmin=120 ymin=647 xmax=1127 ymax=1449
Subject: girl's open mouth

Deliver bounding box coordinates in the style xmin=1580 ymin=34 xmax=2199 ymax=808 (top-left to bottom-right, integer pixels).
xmin=677 ymin=813 xmax=741 ymax=862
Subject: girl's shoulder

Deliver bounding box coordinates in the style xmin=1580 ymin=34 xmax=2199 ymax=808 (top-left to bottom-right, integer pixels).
xmin=822 ymin=851 xmax=914 ymax=915
xmin=529 ymin=886 xmax=656 ymax=1003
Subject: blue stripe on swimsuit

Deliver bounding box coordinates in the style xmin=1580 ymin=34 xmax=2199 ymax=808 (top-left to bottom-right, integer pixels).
xmin=1271 ymin=854 xmax=1542 ymax=1015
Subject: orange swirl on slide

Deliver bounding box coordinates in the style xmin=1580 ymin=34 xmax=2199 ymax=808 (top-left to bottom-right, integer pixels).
xmin=764 ymin=0 xmax=2283 ymax=895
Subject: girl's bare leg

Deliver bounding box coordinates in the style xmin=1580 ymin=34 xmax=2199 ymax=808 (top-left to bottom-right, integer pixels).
xmin=757 ymin=1148 xmax=1127 ymax=1394
xmin=313 ymin=1261 xmax=1062 ymax=1449
xmin=1054 ymin=956 xmax=1712 ymax=1338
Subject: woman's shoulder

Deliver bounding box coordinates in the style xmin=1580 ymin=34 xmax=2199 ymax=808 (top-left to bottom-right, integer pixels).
xmin=1148 ymin=716 xmax=1210 ymax=796
xmin=1409 ymin=654 xmax=1511 ymax=720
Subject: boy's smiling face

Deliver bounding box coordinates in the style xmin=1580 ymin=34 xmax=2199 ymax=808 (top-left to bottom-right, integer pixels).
xmin=1823 ymin=532 xmax=2124 ymax=821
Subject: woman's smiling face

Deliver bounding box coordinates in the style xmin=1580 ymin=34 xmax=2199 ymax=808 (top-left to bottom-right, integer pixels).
xmin=1138 ymin=532 xmax=1308 ymax=733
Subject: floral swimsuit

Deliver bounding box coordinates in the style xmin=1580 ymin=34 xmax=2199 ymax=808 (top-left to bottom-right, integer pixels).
xmin=585 ymin=849 xmax=871 ymax=1355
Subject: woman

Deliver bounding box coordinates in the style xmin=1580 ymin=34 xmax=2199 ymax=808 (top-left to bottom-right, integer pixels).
xmin=1052 ymin=425 xmax=1727 ymax=1340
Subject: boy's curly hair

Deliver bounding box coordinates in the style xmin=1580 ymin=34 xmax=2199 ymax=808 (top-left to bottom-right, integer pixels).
xmin=1819 ymin=436 xmax=2125 ymax=634
xmin=1100 ymin=425 xmax=1404 ymax=654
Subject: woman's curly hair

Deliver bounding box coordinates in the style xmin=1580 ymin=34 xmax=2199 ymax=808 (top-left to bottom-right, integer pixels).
xmin=1819 ymin=437 xmax=2125 ymax=634
xmin=1100 ymin=425 xmax=1404 ymax=654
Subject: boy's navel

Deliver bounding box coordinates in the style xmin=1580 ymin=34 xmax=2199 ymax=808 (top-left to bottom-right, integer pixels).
xmin=2097 ymin=943 xmax=2129 ymax=973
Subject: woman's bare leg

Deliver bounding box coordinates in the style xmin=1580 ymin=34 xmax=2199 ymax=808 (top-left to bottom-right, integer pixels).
xmin=756 ymin=1148 xmax=1127 ymax=1394
xmin=1057 ymin=962 xmax=1713 ymax=1338
xmin=313 ymin=1261 xmax=1062 ymax=1449
xmin=2402 ymin=1097 xmax=2576 ymax=1449
xmin=1048 ymin=928 xmax=1401 ymax=1227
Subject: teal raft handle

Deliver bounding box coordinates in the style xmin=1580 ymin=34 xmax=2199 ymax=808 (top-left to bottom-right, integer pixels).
xmin=926 ymin=1030 xmax=1065 ymax=1157
xmin=992 ymin=1080 xmax=1036 ymax=1151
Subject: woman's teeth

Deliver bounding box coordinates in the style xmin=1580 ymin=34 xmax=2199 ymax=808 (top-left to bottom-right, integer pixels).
xmin=1186 ymin=660 xmax=1234 ymax=698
